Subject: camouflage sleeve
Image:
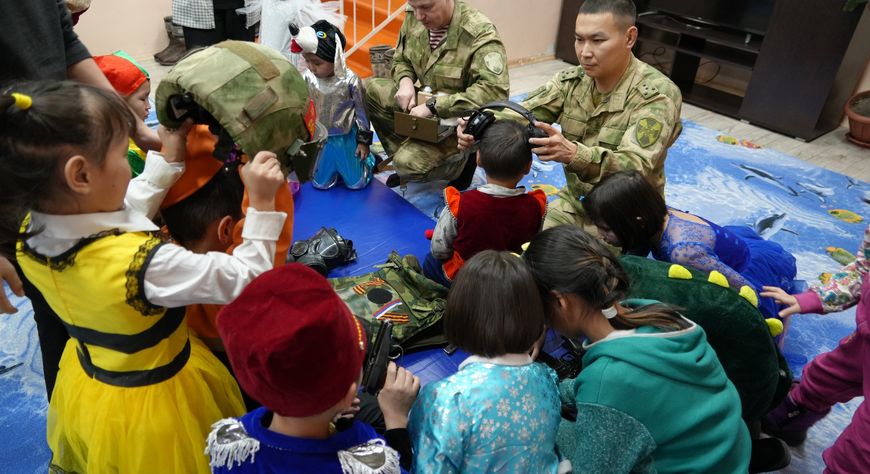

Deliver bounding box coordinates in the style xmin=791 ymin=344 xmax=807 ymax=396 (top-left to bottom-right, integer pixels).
xmin=437 ymin=26 xmax=509 ymax=117
xmin=518 ymin=73 xmax=567 ymax=124
xmin=565 ymin=93 xmax=679 ymax=187
xmin=391 ymin=16 xmax=417 ymax=84
xmin=809 ymin=224 xmax=870 ymax=313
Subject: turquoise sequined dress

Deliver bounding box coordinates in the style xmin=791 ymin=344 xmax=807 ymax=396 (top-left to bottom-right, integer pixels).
xmin=408 ymin=355 xmax=562 ymax=474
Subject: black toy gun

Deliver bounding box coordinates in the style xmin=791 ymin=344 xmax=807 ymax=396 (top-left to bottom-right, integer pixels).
xmin=536 ymin=336 xmax=585 ymax=380
xmin=361 ymin=320 xmax=394 ymax=394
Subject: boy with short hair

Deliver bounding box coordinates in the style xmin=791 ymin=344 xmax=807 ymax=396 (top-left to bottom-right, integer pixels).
xmin=159 ymin=129 xmax=295 ymax=355
xmin=206 ymin=264 xmax=419 ymax=473
xmin=423 ymin=120 xmax=547 ymax=286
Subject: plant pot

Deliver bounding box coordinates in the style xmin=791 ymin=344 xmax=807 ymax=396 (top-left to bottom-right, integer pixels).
xmin=845 ymin=90 xmax=870 ymax=148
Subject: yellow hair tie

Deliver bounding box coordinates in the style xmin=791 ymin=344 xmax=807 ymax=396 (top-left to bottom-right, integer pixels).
xmin=10 ymin=92 xmax=32 ymax=111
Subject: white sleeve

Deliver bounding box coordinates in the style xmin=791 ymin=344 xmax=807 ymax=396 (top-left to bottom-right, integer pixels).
xmin=125 ymin=151 xmax=185 ymax=219
xmin=142 ymin=208 xmax=287 ymax=307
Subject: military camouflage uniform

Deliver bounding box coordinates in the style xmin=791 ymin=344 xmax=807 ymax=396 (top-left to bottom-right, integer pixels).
xmin=520 ymin=54 xmax=682 ymax=230
xmin=365 ymin=1 xmax=509 ymax=183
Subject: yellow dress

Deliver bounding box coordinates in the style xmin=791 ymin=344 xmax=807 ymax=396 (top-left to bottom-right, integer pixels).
xmin=18 ymin=230 xmax=245 ymax=473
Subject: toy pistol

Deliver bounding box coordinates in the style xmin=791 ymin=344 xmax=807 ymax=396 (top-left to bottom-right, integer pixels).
xmin=362 ymin=320 xmax=394 ymax=394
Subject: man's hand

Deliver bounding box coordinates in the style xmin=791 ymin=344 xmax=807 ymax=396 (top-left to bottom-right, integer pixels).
xmin=0 ymin=256 xmax=24 ymax=314
xmin=760 ymin=286 xmax=803 ymax=318
xmin=529 ymin=121 xmax=578 ymax=164
xmin=395 ymin=77 xmax=417 ymax=112
xmin=408 ymin=103 xmax=433 ymax=119
xmin=456 ymin=117 xmax=474 ymax=151
xmin=242 ymin=151 xmax=285 ymax=212
xmin=377 ymin=362 xmax=420 ymax=430
xmin=156 ymin=119 xmax=194 ymax=163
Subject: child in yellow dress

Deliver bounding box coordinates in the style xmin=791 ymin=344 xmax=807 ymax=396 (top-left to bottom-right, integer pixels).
xmin=0 ymin=81 xmax=291 ymax=473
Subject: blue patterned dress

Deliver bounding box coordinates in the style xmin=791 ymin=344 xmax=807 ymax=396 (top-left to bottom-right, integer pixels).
xmin=655 ymin=210 xmax=797 ymax=319
xmin=408 ymin=355 xmax=562 ymax=474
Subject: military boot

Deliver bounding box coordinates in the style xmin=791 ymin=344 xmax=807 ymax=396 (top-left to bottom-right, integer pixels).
xmin=369 ymin=45 xmax=391 ymax=79
xmin=154 ymin=16 xmax=187 ymax=66
xmin=762 ymin=393 xmax=830 ymax=446
xmin=382 ymin=48 xmax=395 ymax=80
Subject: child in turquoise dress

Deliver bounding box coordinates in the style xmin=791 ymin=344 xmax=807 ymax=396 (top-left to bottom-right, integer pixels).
xmin=408 ymin=250 xmax=563 ymax=473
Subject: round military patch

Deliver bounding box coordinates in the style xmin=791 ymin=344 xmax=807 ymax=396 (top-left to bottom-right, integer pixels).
xmin=635 ymin=117 xmax=663 ymax=148
xmin=484 ymin=52 xmax=504 ymax=75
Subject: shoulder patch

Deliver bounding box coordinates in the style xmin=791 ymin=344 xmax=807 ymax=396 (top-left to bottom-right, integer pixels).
xmin=637 ymin=80 xmax=659 ymax=100
xmin=205 ymin=418 xmax=260 ymax=470
xmin=634 ymin=117 xmax=663 ymax=148
xmin=559 ymin=67 xmax=584 ymax=82
xmin=484 ymin=51 xmax=505 ymax=75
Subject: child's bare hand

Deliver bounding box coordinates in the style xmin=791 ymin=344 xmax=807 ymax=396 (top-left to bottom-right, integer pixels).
xmin=333 ymin=397 xmax=361 ymax=422
xmin=157 ymin=119 xmax=194 ymax=163
xmin=356 ymin=143 xmax=370 ymax=161
xmin=0 ymin=256 xmax=24 ymax=314
xmin=760 ymin=286 xmax=803 ymax=318
xmin=377 ymin=362 xmax=420 ymax=430
xmin=242 ymin=151 xmax=284 ymax=212
xmin=132 ymin=119 xmax=161 ymax=152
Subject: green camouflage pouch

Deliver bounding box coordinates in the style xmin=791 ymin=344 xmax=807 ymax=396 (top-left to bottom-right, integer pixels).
xmin=330 ymin=251 xmax=448 ymax=352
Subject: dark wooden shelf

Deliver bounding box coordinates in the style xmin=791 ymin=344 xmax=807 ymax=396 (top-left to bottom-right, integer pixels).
xmin=681 ymin=84 xmax=743 ymax=118
xmin=637 ymin=13 xmax=764 ymax=54
xmin=636 ymin=34 xmax=757 ymax=71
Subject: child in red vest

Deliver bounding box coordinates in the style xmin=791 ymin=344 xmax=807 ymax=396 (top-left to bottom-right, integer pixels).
xmin=423 ymin=120 xmax=547 ymax=287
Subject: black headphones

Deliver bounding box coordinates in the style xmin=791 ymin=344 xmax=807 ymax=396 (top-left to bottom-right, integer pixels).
xmin=462 ymin=100 xmax=548 ymax=145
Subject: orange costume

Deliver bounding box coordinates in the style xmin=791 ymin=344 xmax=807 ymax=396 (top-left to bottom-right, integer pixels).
xmin=162 ymin=125 xmax=295 ymax=348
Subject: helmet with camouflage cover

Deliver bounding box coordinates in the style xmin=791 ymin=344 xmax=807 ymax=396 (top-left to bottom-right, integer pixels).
xmin=156 ymin=40 xmax=325 ymax=180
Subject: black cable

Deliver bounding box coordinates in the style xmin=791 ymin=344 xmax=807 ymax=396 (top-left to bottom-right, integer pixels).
xmin=696 ymin=60 xmax=721 ymax=84
xmin=638 ymin=46 xmax=671 ymax=74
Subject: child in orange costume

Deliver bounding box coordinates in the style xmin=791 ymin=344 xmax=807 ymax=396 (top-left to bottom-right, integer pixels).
xmin=160 ymin=125 xmax=295 ymax=355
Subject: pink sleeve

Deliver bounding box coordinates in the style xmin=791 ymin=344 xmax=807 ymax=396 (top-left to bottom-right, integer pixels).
xmin=794 ymin=291 xmax=824 ymax=315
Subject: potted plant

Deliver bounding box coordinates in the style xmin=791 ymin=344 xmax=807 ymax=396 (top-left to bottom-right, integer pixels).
xmin=846 ymin=91 xmax=870 ymax=147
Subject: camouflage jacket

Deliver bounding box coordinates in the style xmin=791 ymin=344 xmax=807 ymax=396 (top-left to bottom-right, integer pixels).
xmin=392 ymin=1 xmax=509 ymax=118
xmin=521 ymin=55 xmax=682 ymax=208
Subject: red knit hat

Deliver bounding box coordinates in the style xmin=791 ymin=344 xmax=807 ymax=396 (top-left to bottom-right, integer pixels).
xmin=93 ymin=52 xmax=149 ymax=97
xmin=217 ymin=263 xmax=367 ymax=417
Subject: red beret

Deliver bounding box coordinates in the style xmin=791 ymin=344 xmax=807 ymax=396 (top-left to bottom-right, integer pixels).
xmin=217 ymin=263 xmax=367 ymax=417
xmin=93 ymin=54 xmax=148 ymax=97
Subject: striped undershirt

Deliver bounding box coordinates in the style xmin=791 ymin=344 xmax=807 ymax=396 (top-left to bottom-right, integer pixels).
xmin=429 ymin=27 xmax=448 ymax=49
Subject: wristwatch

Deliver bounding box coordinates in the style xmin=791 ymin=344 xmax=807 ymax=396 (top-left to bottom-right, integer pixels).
xmin=425 ymin=96 xmax=438 ymax=116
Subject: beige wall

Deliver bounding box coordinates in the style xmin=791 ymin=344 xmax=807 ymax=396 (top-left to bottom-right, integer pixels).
xmin=75 ymin=0 xmax=561 ymax=64
xmin=855 ymin=60 xmax=870 ymax=95
xmin=465 ymin=0 xmax=562 ymax=64
xmin=75 ymin=0 xmax=172 ymax=61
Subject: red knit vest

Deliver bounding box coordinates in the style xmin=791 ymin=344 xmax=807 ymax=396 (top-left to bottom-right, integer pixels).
xmin=442 ymin=186 xmax=547 ymax=279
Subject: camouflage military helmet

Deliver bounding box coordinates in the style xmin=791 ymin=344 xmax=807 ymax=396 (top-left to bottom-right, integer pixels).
xmin=156 ymin=40 xmax=321 ymax=179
